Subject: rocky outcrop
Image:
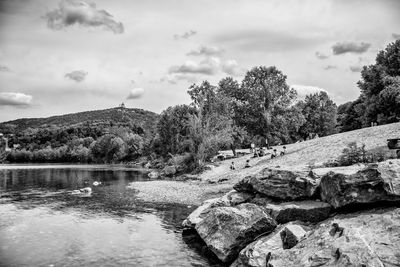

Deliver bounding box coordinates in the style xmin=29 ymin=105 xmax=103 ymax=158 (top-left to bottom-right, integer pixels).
xmin=266 ymin=208 xmax=400 ymax=266
xmin=320 ymin=160 xmax=400 ymax=209
xmin=232 ymin=223 xmax=307 ymax=267
xmin=195 ymin=203 xmax=277 ymax=263
xmin=219 ymin=190 xmax=254 ymax=206
xmin=182 ymin=198 xmax=221 ymax=229
xmin=264 ymin=200 xmax=331 ymax=224
xmin=233 ymin=168 xmax=318 ymax=200
xmin=182 ymin=190 xmax=254 ymax=229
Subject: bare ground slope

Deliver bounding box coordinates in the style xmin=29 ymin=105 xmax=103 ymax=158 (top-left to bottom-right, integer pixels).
xmin=132 ymin=122 xmax=400 ymax=205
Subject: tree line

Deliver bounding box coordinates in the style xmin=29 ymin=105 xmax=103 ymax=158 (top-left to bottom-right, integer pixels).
xmin=2 ymin=40 xmax=399 ymax=168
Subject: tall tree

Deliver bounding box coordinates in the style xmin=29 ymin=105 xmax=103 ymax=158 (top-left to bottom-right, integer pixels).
xmin=233 ymin=66 xmax=299 ymax=143
xmin=357 ymin=40 xmax=400 ymax=125
xmin=298 ymin=91 xmax=337 ymax=137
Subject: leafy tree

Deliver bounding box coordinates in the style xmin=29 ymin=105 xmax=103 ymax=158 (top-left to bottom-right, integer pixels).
xmin=156 ymin=105 xmax=197 ymax=155
xmin=357 ymin=40 xmax=400 ymax=125
xmin=221 ymin=66 xmax=300 ymax=144
xmin=298 ymin=91 xmax=337 ymax=138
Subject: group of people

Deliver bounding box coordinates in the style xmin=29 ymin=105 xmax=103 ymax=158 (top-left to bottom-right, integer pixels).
xmin=230 ymin=159 xmax=251 ymax=170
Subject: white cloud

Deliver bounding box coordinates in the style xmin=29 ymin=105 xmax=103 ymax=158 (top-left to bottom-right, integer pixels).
xmin=127 ymin=88 xmax=144 ymax=99
xmin=349 ymin=65 xmax=362 ymax=72
xmin=222 ymin=59 xmax=243 ymax=76
xmin=173 ymin=30 xmax=197 ymax=40
xmin=0 ymin=92 xmax=33 ymax=106
xmin=291 ymin=85 xmax=328 ymax=100
xmin=315 ymin=52 xmax=328 ymax=60
xmin=187 ymin=45 xmax=223 ymax=56
xmin=44 ymin=0 xmax=124 ymax=34
xmin=169 ymin=57 xmax=221 ymax=75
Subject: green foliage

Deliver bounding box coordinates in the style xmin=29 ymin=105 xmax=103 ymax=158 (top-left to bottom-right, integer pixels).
xmin=335 ymin=40 xmax=400 ymax=132
xmin=298 ymin=91 xmax=337 ymax=138
xmin=156 ymin=105 xmax=197 ymax=156
xmin=338 ymin=142 xmax=368 ymax=166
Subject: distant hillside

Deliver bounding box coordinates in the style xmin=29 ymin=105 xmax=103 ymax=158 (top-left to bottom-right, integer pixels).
xmin=0 ymin=107 xmax=159 ymax=134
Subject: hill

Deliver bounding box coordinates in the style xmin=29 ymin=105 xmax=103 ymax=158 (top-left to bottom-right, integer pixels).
xmin=0 ymin=107 xmax=159 ymax=135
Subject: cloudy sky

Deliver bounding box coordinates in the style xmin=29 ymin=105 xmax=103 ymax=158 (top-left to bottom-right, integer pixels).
xmin=0 ymin=0 xmax=399 ymax=122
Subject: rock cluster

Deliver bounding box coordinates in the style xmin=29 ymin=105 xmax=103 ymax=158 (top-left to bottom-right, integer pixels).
xmin=182 ymin=160 xmax=400 ymax=265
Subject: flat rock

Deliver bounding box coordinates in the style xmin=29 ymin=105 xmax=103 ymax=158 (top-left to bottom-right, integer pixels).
xmin=233 ymin=168 xmax=318 ymax=200
xmin=195 ymin=203 xmax=277 ymax=263
xmin=264 ymin=200 xmax=331 ymax=224
xmin=320 ymin=160 xmax=400 ymax=209
xmin=267 ymin=208 xmax=400 ymax=266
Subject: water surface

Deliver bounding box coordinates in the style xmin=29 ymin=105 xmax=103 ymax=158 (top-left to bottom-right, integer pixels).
xmin=0 ymin=165 xmax=221 ymax=267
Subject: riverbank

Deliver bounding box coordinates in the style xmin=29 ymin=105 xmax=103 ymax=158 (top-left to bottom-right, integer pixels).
xmin=130 ymin=122 xmax=400 ymax=206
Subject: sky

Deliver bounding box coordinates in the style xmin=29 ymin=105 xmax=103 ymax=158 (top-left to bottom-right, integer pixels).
xmin=0 ymin=0 xmax=399 ymax=122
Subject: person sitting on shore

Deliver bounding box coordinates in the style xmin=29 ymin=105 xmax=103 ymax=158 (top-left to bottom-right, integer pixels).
xmin=271 ymin=149 xmax=277 ymax=159
xmin=280 ymin=146 xmax=286 ymax=156
xmin=230 ymin=162 xmax=236 ymax=170
xmin=244 ymin=159 xmax=251 ymax=168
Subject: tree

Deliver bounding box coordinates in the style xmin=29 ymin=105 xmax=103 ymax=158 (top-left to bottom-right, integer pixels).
xmin=298 ymin=91 xmax=337 ymax=138
xmin=226 ymin=66 xmax=299 ymax=144
xmin=357 ymin=40 xmax=400 ymax=125
xmin=156 ymin=105 xmax=197 ymax=155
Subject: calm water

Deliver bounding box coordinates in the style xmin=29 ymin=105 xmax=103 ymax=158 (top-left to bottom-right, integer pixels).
xmin=0 ymin=165 xmax=221 ymax=267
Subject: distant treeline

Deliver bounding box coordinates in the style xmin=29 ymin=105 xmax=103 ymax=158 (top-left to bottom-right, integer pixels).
xmin=1 ymin=40 xmax=399 ymax=169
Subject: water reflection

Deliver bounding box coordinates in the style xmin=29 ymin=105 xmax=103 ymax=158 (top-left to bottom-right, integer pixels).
xmin=0 ymin=166 xmax=223 ymax=267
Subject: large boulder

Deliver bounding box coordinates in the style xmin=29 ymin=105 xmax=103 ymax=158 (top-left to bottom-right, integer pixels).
xmin=233 ymin=168 xmax=318 ymax=200
xmin=264 ymin=200 xmax=331 ymax=224
xmin=320 ymin=160 xmax=400 ymax=209
xmin=232 ymin=226 xmax=284 ymax=267
xmin=266 ymin=208 xmax=400 ymax=266
xmin=182 ymin=198 xmax=221 ymax=229
xmin=182 ymin=190 xmax=254 ymax=229
xmin=219 ymin=190 xmax=255 ymax=206
xmin=232 ymin=223 xmax=307 ymax=267
xmin=195 ymin=203 xmax=277 ymax=263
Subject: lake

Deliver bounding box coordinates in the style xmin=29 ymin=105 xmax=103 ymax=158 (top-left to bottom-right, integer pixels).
xmin=0 ymin=165 xmax=221 ymax=267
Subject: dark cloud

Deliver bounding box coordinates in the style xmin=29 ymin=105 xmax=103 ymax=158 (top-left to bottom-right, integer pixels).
xmin=349 ymin=65 xmax=362 ymax=72
xmin=127 ymin=88 xmax=144 ymax=99
xmin=324 ymin=65 xmax=337 ymax=70
xmin=173 ymin=30 xmax=197 ymax=40
xmin=0 ymin=92 xmax=32 ymax=106
xmin=64 ymin=70 xmax=88 ymax=82
xmin=0 ymin=0 xmax=29 ymax=14
xmin=0 ymin=65 xmax=11 ymax=72
xmin=43 ymin=0 xmax=124 ymax=34
xmin=393 ymin=33 xmax=400 ymax=39
xmin=169 ymin=57 xmax=220 ymax=75
xmin=187 ymin=45 xmax=223 ymax=56
xmin=332 ymin=42 xmax=371 ymax=55
xmin=315 ymin=52 xmax=329 ymax=60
